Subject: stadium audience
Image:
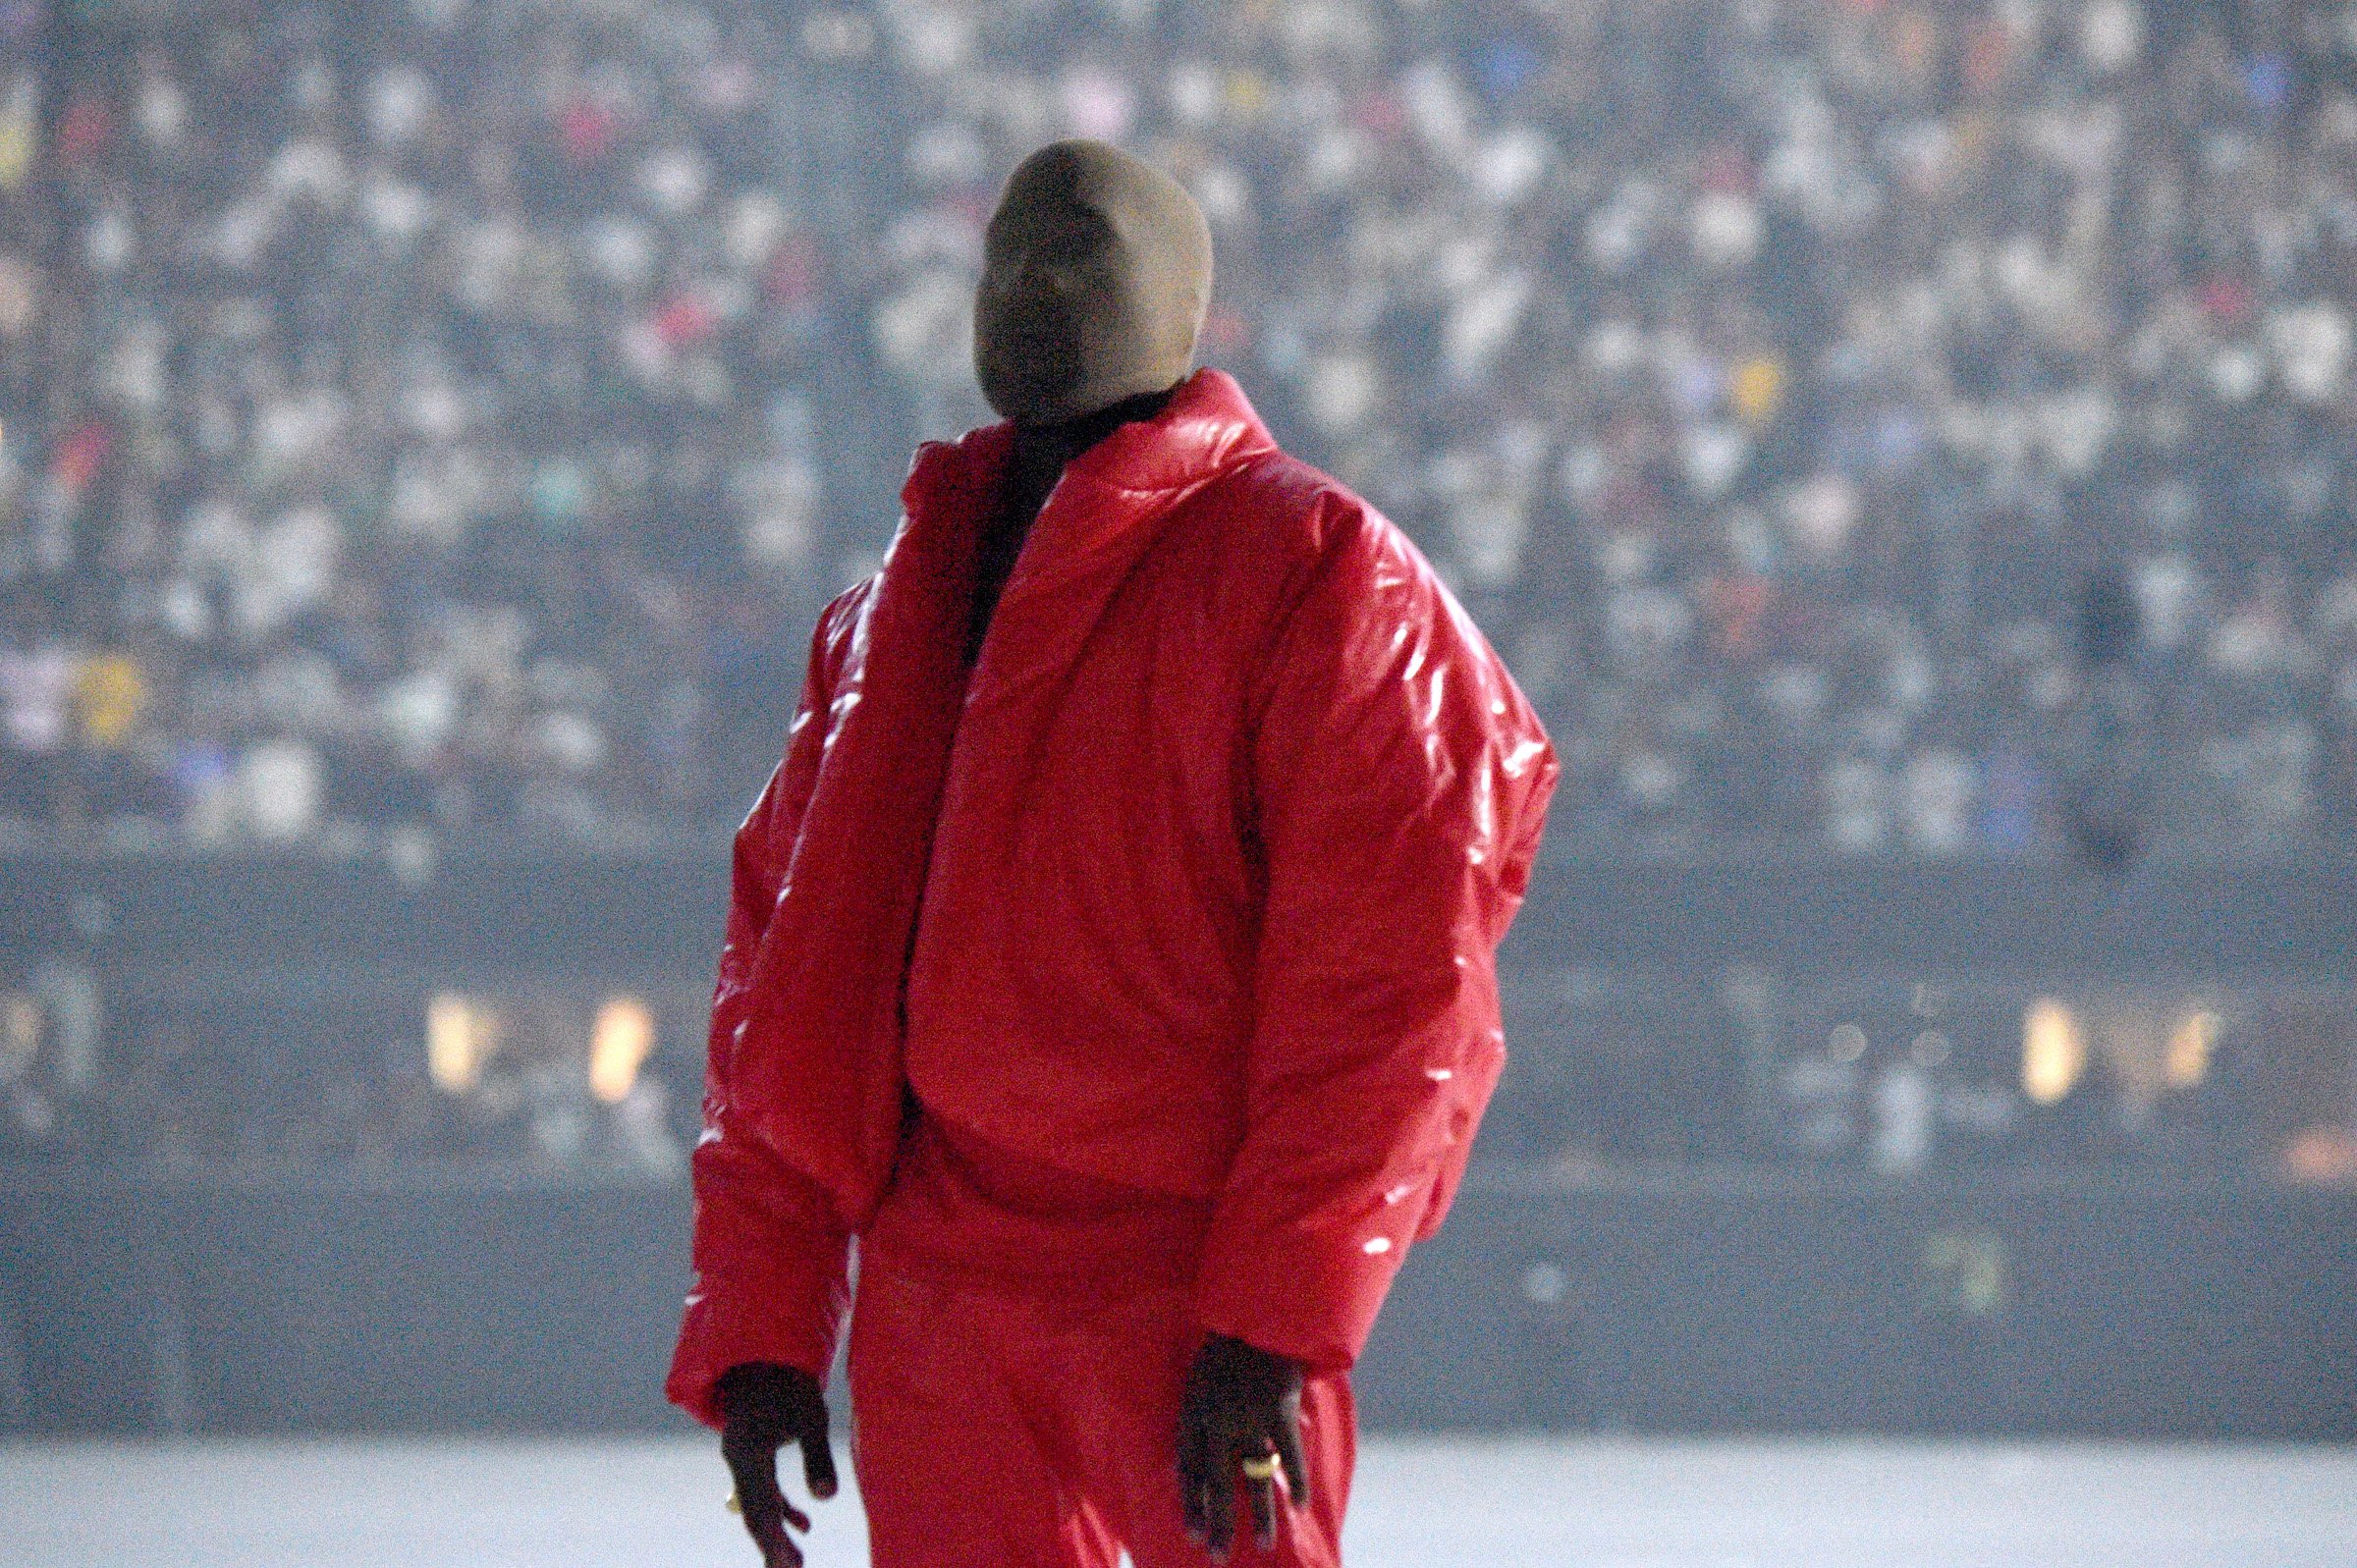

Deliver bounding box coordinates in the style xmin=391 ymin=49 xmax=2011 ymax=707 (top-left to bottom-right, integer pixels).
xmin=2 ymin=0 xmax=2352 ymax=863
xmin=4 ymin=955 xmax=2340 ymax=1178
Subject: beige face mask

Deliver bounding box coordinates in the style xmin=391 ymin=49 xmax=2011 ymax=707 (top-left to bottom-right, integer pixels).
xmin=972 ymin=139 xmax=1214 ymax=424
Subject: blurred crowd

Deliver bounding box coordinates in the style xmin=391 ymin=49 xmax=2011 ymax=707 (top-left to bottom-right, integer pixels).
xmin=0 ymin=962 xmax=708 ymax=1172
xmin=1486 ymin=971 xmax=2357 ymax=1181
xmin=4 ymin=0 xmax=846 ymax=849
xmin=11 ymin=952 xmax=2353 ymax=1179
xmin=3 ymin=0 xmax=2355 ymax=858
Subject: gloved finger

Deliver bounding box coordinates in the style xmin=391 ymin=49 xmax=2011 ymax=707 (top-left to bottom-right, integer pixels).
xmin=743 ymin=1487 xmax=808 ymax=1568
xmin=727 ymin=1488 xmax=806 ymax=1568
xmin=795 ymin=1404 xmax=839 ymax=1500
xmin=740 ymin=1481 xmax=812 ymax=1544
xmin=1176 ymin=1400 xmax=1210 ymax=1533
xmin=753 ymin=1515 xmax=804 ymax=1568
xmin=1201 ymin=1458 xmax=1236 ymax=1562
xmin=723 ymin=1432 xmax=808 ymax=1533
xmin=723 ymin=1437 xmax=810 ymax=1541
xmin=1275 ymin=1416 xmax=1312 ymax=1510
xmin=1243 ymin=1454 xmax=1279 ymax=1549
xmin=1187 ymin=1480 xmax=1221 ymax=1557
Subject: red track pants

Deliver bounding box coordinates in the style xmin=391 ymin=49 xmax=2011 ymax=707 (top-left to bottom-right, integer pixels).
xmin=849 ymin=1112 xmax=1356 ymax=1567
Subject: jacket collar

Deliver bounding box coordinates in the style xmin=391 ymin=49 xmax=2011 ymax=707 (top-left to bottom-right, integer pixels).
xmin=900 ymin=366 xmax=1278 ymax=518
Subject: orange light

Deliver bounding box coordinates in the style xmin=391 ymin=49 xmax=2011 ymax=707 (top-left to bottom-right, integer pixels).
xmin=2282 ymin=1127 xmax=2357 ymax=1186
xmin=589 ymin=996 xmax=655 ymax=1105
xmin=2165 ymin=1010 xmax=2220 ymax=1090
xmin=427 ymin=993 xmax=497 ymax=1094
xmin=2022 ymin=998 xmax=2084 ymax=1106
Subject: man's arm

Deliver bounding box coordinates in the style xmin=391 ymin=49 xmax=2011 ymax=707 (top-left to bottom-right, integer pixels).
xmin=666 ymin=593 xmax=862 ymax=1432
xmin=1192 ymin=506 xmax=1558 ymax=1372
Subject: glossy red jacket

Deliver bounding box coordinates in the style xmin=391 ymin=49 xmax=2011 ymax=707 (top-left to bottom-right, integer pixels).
xmin=668 ymin=369 xmax=1556 ymax=1428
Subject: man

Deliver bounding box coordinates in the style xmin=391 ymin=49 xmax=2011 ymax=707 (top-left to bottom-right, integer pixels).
xmin=668 ymin=139 xmax=1557 ymax=1567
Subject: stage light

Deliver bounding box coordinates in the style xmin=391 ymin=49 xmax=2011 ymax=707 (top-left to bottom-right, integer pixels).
xmin=427 ymin=993 xmax=497 ymax=1094
xmin=0 ymin=992 xmax=38 ymax=1083
xmin=2022 ymin=998 xmax=2084 ymax=1106
xmin=590 ymin=996 xmax=655 ymax=1104
xmin=2165 ymin=1009 xmax=2220 ymax=1090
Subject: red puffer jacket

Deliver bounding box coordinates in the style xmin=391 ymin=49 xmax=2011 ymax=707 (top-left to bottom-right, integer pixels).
xmin=668 ymin=368 xmax=1556 ymax=1429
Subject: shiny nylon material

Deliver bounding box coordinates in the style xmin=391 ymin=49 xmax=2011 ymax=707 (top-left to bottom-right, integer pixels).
xmin=850 ymin=1257 xmax=1353 ymax=1568
xmin=668 ymin=368 xmax=1556 ymax=1429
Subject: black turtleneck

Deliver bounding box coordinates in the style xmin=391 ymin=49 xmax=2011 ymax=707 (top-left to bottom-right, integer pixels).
xmin=962 ymin=384 xmax=1179 ymax=668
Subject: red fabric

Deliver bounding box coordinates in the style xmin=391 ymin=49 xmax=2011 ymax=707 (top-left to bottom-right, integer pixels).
xmin=856 ymin=1110 xmax=1346 ymax=1563
xmin=865 ymin=1108 xmax=1217 ymax=1293
xmin=667 ymin=366 xmax=1556 ymax=1429
xmin=850 ymin=1246 xmax=1353 ymax=1568
xmin=665 ymin=601 xmax=861 ymax=1423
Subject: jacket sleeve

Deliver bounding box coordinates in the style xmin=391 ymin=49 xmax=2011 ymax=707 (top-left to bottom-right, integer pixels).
xmin=666 ymin=595 xmax=860 ymax=1430
xmin=1192 ymin=508 xmax=1557 ymax=1373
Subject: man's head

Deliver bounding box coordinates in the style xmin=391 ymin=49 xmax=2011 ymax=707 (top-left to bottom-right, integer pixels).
xmin=973 ymin=139 xmax=1213 ymax=424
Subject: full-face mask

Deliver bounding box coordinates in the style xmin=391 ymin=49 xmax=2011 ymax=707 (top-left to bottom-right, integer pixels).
xmin=972 ymin=139 xmax=1214 ymax=425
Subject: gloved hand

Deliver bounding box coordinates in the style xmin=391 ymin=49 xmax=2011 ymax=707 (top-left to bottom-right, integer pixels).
xmin=1176 ymin=1331 xmax=1311 ymax=1559
xmin=715 ymin=1360 xmax=837 ymax=1568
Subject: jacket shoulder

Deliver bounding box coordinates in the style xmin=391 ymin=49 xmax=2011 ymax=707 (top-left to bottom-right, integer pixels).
xmin=808 ymin=576 xmax=877 ymax=689
xmin=1191 ymin=448 xmax=1411 ymax=588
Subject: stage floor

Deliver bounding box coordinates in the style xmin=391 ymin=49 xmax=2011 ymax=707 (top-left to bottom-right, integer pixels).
xmin=6 ymin=1433 xmax=2352 ymax=1566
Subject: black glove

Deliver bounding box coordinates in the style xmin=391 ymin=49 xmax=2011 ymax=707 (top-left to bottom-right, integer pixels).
xmin=715 ymin=1360 xmax=837 ymax=1568
xmin=1177 ymin=1331 xmax=1311 ymax=1559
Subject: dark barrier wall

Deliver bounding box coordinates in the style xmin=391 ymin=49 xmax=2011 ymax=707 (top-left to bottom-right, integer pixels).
xmin=3 ymin=1168 xmax=2350 ymax=1439
xmin=5 ymin=846 xmax=2357 ymax=980
xmin=1387 ymin=1169 xmax=2357 ymax=1438
xmin=3 ymin=849 xmax=2353 ymax=1437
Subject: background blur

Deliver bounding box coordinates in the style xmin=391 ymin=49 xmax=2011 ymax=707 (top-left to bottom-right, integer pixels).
xmin=0 ymin=0 xmax=2352 ymax=1443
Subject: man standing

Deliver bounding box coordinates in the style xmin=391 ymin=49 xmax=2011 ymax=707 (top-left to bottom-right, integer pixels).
xmin=668 ymin=140 xmax=1557 ymax=1567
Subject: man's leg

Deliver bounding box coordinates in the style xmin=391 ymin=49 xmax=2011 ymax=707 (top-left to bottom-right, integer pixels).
xmin=849 ymin=1259 xmax=1122 ymax=1568
xmin=1037 ymin=1281 xmax=1355 ymax=1567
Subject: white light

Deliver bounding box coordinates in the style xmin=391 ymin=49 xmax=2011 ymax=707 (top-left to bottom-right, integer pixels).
xmin=2023 ymin=999 xmax=2085 ymax=1106
xmin=590 ymin=996 xmax=656 ymax=1105
xmin=427 ymin=993 xmax=496 ymax=1094
xmin=2166 ymin=1010 xmax=2220 ymax=1090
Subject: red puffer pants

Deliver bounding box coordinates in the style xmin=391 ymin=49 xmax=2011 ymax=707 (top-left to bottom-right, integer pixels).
xmin=850 ymin=1109 xmax=1355 ymax=1567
